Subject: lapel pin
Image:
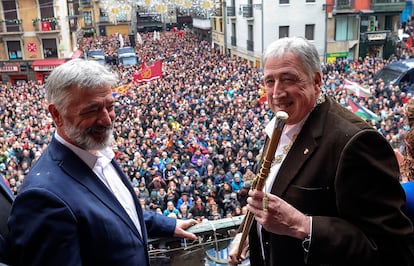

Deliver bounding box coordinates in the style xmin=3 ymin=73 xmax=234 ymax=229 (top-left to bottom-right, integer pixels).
xmin=304 ymin=148 xmax=309 ymax=155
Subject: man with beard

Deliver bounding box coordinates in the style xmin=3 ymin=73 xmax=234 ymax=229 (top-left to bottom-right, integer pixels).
xmin=5 ymin=59 xmax=198 ymax=266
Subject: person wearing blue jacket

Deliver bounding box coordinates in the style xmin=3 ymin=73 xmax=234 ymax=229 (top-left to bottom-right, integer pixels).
xmin=5 ymin=59 xmax=198 ymax=266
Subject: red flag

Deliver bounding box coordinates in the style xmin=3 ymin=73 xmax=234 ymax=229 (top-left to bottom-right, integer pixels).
xmin=113 ymin=82 xmax=132 ymax=95
xmin=407 ymin=35 xmax=413 ymax=51
xmin=133 ymin=60 xmax=162 ymax=83
xmin=41 ymin=21 xmax=51 ymax=31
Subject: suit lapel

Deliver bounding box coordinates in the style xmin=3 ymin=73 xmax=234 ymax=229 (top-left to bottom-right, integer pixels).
xmin=111 ymin=159 xmax=147 ymax=242
xmin=0 ymin=177 xmax=14 ymax=202
xmin=49 ymin=138 xmax=143 ymax=240
xmin=271 ymin=98 xmax=330 ymax=196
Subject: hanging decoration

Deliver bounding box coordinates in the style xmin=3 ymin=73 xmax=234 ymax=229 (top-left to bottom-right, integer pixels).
xmin=99 ymin=0 xmax=134 ymax=24
xmin=99 ymin=0 xmax=216 ymax=23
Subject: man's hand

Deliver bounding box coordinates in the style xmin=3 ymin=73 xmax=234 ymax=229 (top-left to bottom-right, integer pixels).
xmin=173 ymin=218 xmax=199 ymax=240
xmin=228 ymin=233 xmax=248 ymax=265
xmin=247 ymin=189 xmax=310 ymax=239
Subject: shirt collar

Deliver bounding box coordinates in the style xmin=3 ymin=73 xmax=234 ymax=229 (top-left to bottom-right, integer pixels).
xmin=54 ymin=132 xmax=115 ymax=169
xmin=265 ymin=113 xmax=309 ymax=140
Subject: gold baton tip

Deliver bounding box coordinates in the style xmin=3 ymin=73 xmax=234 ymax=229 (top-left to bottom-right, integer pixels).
xmin=276 ymin=111 xmax=289 ymax=120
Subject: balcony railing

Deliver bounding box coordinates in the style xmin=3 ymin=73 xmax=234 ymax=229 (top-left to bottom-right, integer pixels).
xmin=247 ymin=40 xmax=254 ymax=51
xmin=33 ymin=18 xmax=59 ymax=32
xmin=336 ymin=0 xmax=353 ymax=9
xmin=231 ymin=36 xmax=237 ymax=46
xmin=242 ymin=5 xmax=253 ymax=18
xmin=227 ymin=6 xmax=236 ymax=17
xmin=100 ymin=16 xmax=109 ymax=23
xmin=0 ymin=19 xmax=22 ymax=33
xmin=34 ymin=21 xmax=59 ymax=32
xmin=212 ymin=8 xmax=222 ymax=17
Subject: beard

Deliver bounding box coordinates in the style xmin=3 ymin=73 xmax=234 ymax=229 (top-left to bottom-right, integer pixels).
xmin=63 ymin=121 xmax=114 ymax=150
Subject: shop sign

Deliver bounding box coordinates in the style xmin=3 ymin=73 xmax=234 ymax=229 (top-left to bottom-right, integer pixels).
xmin=33 ymin=65 xmax=57 ymax=71
xmin=0 ymin=64 xmax=20 ymax=72
xmin=367 ymin=33 xmax=387 ymax=41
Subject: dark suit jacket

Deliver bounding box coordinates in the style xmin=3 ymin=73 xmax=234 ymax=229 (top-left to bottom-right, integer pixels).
xmin=0 ymin=177 xmax=13 ymax=263
xmin=249 ymin=96 xmax=414 ymax=266
xmin=6 ymin=138 xmax=176 ymax=266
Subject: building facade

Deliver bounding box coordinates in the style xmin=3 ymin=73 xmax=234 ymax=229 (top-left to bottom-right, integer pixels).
xmin=212 ymin=0 xmax=410 ymax=66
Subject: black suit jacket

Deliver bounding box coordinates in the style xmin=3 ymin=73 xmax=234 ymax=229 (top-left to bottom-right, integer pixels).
xmin=0 ymin=177 xmax=13 ymax=263
xmin=249 ymin=96 xmax=414 ymax=266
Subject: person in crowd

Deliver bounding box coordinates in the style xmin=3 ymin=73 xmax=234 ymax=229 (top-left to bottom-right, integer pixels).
xmin=193 ymin=158 xmax=207 ymax=177
xmin=176 ymin=192 xmax=193 ymax=210
xmin=230 ymin=172 xmax=244 ymax=193
xmin=137 ymin=181 xmax=150 ymax=200
xmin=192 ymin=176 xmax=206 ymax=199
xmin=214 ymin=169 xmax=230 ymax=189
xmin=0 ymin=175 xmax=13 ymax=263
xmin=148 ymin=190 xmax=163 ymax=211
xmin=189 ymin=196 xmax=207 ymax=222
xmin=202 ymin=164 xmax=215 ymax=183
xmin=148 ymin=172 xmax=167 ymax=192
xmin=399 ymin=126 xmax=414 ymax=222
xmin=179 ymin=175 xmax=193 ymax=196
xmin=5 ymin=59 xmax=198 ymax=266
xmin=139 ymin=197 xmax=150 ymax=211
xmin=177 ymin=203 xmax=192 ymax=220
xmin=226 ymin=163 xmax=242 ymax=182
xmin=163 ymin=201 xmax=179 ymax=218
xmin=163 ymin=159 xmax=177 ymax=181
xmin=207 ymin=203 xmax=222 ymax=221
xmin=237 ymin=181 xmax=250 ymax=208
xmin=229 ymin=37 xmax=414 ymax=266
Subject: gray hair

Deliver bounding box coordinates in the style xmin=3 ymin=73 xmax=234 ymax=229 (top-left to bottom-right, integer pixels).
xmin=262 ymin=37 xmax=321 ymax=80
xmin=45 ymin=59 xmax=118 ymax=114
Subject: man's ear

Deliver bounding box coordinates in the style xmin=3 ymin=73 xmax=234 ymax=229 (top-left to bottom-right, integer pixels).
xmin=48 ymin=104 xmax=63 ymax=127
xmin=314 ymin=72 xmax=322 ymax=87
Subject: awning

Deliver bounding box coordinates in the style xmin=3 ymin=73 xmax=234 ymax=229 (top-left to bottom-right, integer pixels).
xmin=32 ymin=59 xmax=67 ymax=72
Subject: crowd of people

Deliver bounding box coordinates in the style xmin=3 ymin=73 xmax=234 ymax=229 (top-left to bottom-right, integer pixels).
xmin=0 ymin=29 xmax=413 ymax=223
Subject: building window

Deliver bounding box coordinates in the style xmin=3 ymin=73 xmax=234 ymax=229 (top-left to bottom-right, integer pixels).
xmin=3 ymin=0 xmax=19 ymax=32
xmin=280 ymin=0 xmax=289 ymax=4
xmin=306 ymin=0 xmax=316 ymax=2
xmin=79 ymin=0 xmax=91 ymax=7
xmin=67 ymin=0 xmax=80 ymax=17
xmin=42 ymin=39 xmax=58 ymax=58
xmin=247 ymin=24 xmax=254 ymax=51
xmin=7 ymin=41 xmax=22 ymax=60
xmin=279 ymin=26 xmax=289 ymax=38
xmin=83 ymin=11 xmax=93 ymax=27
xmin=39 ymin=0 xmax=54 ymax=18
xmin=335 ymin=16 xmax=358 ymax=41
xmin=305 ymin=24 xmax=315 ymax=40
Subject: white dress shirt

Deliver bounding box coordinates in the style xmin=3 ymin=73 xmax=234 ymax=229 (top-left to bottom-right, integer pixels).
xmin=257 ymin=115 xmax=307 ymax=258
xmin=55 ymin=133 xmax=142 ymax=237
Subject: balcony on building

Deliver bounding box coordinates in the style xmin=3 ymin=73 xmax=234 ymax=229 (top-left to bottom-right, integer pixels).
xmin=33 ymin=18 xmax=60 ymax=34
xmin=0 ymin=19 xmax=23 ymax=37
xmin=212 ymin=6 xmax=223 ymax=17
xmin=99 ymin=15 xmax=109 ymax=23
xmin=370 ymin=0 xmax=405 ymax=12
xmin=68 ymin=16 xmax=79 ymax=32
xmin=335 ymin=0 xmax=353 ymax=10
xmin=231 ymin=36 xmax=237 ymax=46
xmin=247 ymin=39 xmax=254 ymax=51
xmin=227 ymin=6 xmax=236 ymax=17
xmin=241 ymin=5 xmax=253 ymax=18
